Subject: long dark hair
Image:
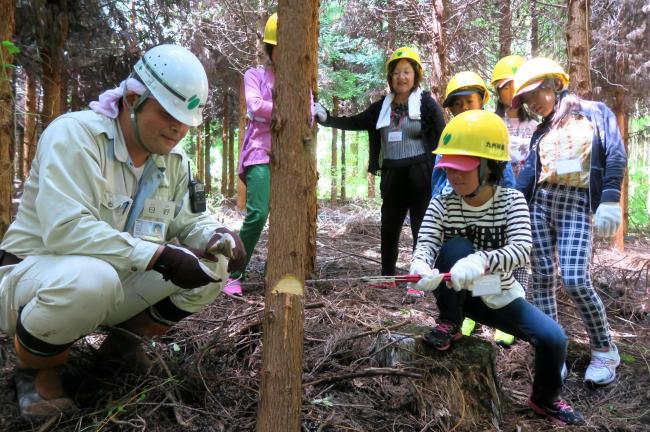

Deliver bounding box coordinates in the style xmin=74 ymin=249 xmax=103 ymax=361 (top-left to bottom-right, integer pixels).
xmin=486 ymin=159 xmax=505 ymax=184
xmin=264 ymin=43 xmax=274 ymax=61
xmin=495 ymin=101 xmax=533 ymax=122
xmin=547 ymin=89 xmax=583 ymax=128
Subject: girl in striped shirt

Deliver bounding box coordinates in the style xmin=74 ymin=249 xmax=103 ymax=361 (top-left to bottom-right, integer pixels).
xmin=409 ymin=110 xmax=583 ymax=426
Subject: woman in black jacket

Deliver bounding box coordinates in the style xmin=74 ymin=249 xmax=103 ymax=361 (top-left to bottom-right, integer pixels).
xmin=315 ymin=47 xmax=445 ymax=282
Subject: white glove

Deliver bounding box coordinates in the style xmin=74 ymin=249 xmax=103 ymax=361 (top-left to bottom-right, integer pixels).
xmin=207 ymin=233 xmax=236 ymax=259
xmin=449 ymin=253 xmax=487 ymax=292
xmin=409 ymin=260 xmax=443 ymax=292
xmin=594 ymin=202 xmax=622 ymax=237
xmin=314 ymin=102 xmax=327 ymax=122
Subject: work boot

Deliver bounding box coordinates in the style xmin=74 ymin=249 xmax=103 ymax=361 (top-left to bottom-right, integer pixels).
xmin=96 ymin=310 xmax=170 ymax=374
xmin=14 ymin=337 xmax=77 ymax=419
xmin=95 ymin=329 xmax=152 ymax=373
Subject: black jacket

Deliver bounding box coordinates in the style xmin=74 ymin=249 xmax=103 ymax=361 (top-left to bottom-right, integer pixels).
xmin=319 ymin=91 xmax=445 ymax=175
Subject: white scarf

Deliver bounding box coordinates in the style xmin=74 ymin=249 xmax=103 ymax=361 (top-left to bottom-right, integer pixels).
xmin=375 ymin=88 xmax=422 ymax=130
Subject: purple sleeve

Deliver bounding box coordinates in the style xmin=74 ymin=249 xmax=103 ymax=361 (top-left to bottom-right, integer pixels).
xmin=244 ymin=69 xmax=273 ymax=120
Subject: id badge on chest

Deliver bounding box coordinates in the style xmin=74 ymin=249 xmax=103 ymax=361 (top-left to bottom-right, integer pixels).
xmin=133 ymin=198 xmax=174 ymax=243
xmin=555 ymin=158 xmax=582 ymax=175
xmin=387 ymin=131 xmax=403 ymax=142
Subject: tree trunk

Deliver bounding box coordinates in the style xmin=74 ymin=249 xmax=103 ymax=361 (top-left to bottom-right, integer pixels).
xmin=204 ymin=123 xmax=212 ymax=195
xmin=566 ymin=0 xmax=592 ymax=99
xmin=228 ymin=115 xmax=235 ymax=196
xmin=70 ymin=72 xmax=80 ymax=111
xmin=330 ymin=96 xmax=339 ymax=203
xmin=196 ymin=124 xmax=204 ymax=182
xmin=221 ymin=92 xmax=230 ymax=196
xmin=14 ymin=75 xmax=24 ymax=184
xmin=498 ymin=0 xmax=512 ymax=57
xmin=368 ymin=173 xmax=375 ymax=199
xmin=530 ymin=0 xmax=539 ymax=56
xmin=237 ymin=76 xmax=247 ymax=210
xmin=256 ymin=0 xmax=318 ymax=430
xmin=23 ymin=72 xmax=37 ymax=179
xmin=351 ymin=130 xmax=359 ymax=179
xmin=59 ymin=65 xmax=68 ymax=113
xmin=340 ymin=129 xmax=346 ymax=201
xmin=304 ymin=0 xmax=320 ymax=276
xmin=39 ymin=0 xmax=69 ymax=128
xmin=0 ymin=0 xmax=16 ymax=238
xmin=429 ymin=0 xmax=448 ymax=104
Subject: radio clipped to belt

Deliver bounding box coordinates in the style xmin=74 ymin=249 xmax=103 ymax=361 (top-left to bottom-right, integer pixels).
xmin=188 ymin=161 xmax=206 ymax=213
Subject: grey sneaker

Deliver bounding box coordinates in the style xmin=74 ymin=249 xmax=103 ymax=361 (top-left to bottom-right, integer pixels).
xmin=585 ymin=343 xmax=620 ymax=386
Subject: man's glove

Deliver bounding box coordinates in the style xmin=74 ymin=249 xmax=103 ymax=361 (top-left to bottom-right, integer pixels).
xmin=594 ymin=202 xmax=622 ymax=237
xmin=450 ymin=253 xmax=487 ymax=292
xmin=153 ymin=244 xmax=220 ymax=289
xmin=314 ymin=102 xmax=327 ymax=123
xmin=409 ymin=260 xmax=443 ymax=292
xmin=207 ymin=227 xmax=246 ymax=272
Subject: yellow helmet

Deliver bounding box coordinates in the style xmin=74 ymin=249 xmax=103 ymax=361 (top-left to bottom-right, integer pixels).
xmin=434 ymin=110 xmax=509 ymax=161
xmin=263 ymin=13 xmax=278 ymax=45
xmin=490 ymin=55 xmax=526 ymax=88
xmin=512 ymin=57 xmax=569 ymax=106
xmin=443 ymin=71 xmax=490 ymax=107
xmin=386 ymin=47 xmax=423 ymax=72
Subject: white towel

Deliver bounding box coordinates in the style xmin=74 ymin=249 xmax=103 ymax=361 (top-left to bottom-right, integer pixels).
xmin=375 ymin=88 xmax=422 ymax=130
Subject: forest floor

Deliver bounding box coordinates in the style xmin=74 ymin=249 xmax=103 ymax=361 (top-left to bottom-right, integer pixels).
xmin=0 ymin=199 xmax=649 ymax=432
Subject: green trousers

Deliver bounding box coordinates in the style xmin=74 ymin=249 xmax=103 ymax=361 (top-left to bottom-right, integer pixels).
xmin=231 ymin=164 xmax=270 ymax=279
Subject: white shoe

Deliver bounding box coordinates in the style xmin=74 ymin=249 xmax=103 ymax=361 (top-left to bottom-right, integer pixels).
xmin=584 ymin=344 xmax=620 ymax=386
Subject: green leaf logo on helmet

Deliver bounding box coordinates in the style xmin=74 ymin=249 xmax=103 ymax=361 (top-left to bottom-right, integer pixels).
xmin=187 ymin=95 xmax=200 ymax=110
xmin=443 ymin=133 xmax=452 ymax=145
xmin=396 ymin=50 xmax=404 ymax=57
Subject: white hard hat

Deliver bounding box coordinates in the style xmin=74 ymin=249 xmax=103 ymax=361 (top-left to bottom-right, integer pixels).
xmin=134 ymin=44 xmax=209 ymax=127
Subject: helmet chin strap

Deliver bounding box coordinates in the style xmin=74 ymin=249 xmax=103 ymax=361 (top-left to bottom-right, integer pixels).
xmin=461 ymin=158 xmax=488 ymax=198
xmin=122 ymin=77 xmax=153 ymax=155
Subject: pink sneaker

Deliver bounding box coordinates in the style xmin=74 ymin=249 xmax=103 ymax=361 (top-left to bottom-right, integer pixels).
xmin=406 ymin=287 xmax=425 ymax=298
xmin=224 ymin=278 xmax=242 ymax=296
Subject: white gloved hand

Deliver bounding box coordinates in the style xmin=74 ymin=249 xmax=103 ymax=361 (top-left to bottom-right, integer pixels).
xmin=594 ymin=202 xmax=622 ymax=237
xmin=208 ymin=233 xmax=236 ymax=258
xmin=314 ymin=102 xmax=327 ymax=122
xmin=450 ymin=253 xmax=487 ymax=292
xmin=409 ymin=260 xmax=443 ymax=292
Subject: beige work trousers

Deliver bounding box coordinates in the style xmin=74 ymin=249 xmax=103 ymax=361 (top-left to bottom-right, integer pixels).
xmin=0 ymin=254 xmax=227 ymax=345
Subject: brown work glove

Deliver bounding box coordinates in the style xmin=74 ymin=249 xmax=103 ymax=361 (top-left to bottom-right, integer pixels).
xmin=153 ymin=244 xmax=220 ymax=289
xmin=206 ymin=227 xmax=246 ymax=273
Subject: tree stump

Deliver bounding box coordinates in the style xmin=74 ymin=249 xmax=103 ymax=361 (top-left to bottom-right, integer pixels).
xmin=371 ymin=325 xmax=503 ymax=431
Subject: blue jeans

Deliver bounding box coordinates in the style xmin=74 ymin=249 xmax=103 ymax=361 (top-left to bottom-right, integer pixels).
xmin=433 ymin=236 xmax=568 ymax=403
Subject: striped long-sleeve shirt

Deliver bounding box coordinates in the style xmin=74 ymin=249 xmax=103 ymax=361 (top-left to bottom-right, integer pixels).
xmin=413 ymin=186 xmax=532 ymax=309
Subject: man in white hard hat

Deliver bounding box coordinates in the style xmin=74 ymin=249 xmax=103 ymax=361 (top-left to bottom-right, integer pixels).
xmin=0 ymin=44 xmax=245 ymax=419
